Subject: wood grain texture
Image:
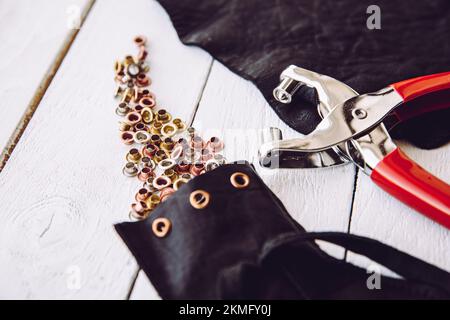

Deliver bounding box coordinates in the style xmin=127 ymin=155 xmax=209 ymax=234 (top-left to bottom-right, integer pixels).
xmin=0 ymin=0 xmax=91 ymax=165
xmin=0 ymin=0 xmax=211 ymax=299
xmin=348 ymin=141 xmax=450 ymax=273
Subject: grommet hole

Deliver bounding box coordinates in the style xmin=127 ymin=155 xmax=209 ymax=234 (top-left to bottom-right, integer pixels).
xmin=230 ymin=172 xmax=250 ymax=189
xmin=189 ymin=190 xmax=210 ymax=209
xmin=152 ymin=218 xmax=171 ymax=238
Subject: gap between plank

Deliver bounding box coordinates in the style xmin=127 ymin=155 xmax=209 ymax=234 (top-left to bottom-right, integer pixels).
xmin=0 ymin=0 xmax=96 ymax=172
xmin=127 ymin=58 xmax=214 ymax=299
xmin=188 ymin=59 xmax=214 ymax=126
xmin=343 ymin=167 xmax=359 ymax=261
xmin=126 ymin=268 xmax=141 ymax=300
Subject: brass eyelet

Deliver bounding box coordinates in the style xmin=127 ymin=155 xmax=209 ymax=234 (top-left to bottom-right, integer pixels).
xmin=230 ymin=172 xmax=250 ymax=189
xmin=189 ymin=190 xmax=210 ymax=209
xmin=152 ymin=218 xmax=171 ymax=238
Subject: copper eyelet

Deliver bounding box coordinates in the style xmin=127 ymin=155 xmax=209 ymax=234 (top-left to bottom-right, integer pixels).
xmin=152 ymin=218 xmax=171 ymax=238
xmin=153 ymin=176 xmax=172 ymax=190
xmin=134 ymin=35 xmax=147 ymax=47
xmin=140 ymin=97 xmax=156 ymax=108
xmin=120 ymin=131 xmax=134 ymax=145
xmin=230 ymin=172 xmax=250 ymax=189
xmin=189 ymin=190 xmax=210 ymax=209
xmin=135 ymin=188 xmax=149 ymax=201
xmin=125 ymin=111 xmax=142 ymax=125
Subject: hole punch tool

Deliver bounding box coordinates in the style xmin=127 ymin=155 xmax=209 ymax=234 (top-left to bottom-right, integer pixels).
xmin=259 ymin=66 xmax=450 ymax=228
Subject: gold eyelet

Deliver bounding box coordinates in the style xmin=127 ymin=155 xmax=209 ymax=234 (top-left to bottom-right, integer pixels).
xmin=152 ymin=218 xmax=171 ymax=238
xmin=189 ymin=190 xmax=210 ymax=209
xmin=230 ymin=172 xmax=250 ymax=189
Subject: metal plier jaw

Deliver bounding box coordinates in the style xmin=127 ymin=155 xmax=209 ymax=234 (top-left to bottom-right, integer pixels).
xmin=259 ymin=65 xmax=450 ymax=228
xmin=260 ymin=65 xmax=400 ymax=173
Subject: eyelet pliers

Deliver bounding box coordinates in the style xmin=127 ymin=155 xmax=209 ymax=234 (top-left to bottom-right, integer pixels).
xmin=259 ymin=66 xmax=450 ymax=228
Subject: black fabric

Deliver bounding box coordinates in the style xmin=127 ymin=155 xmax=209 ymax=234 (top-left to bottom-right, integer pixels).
xmin=115 ymin=163 xmax=450 ymax=299
xmin=157 ymin=0 xmax=450 ymax=149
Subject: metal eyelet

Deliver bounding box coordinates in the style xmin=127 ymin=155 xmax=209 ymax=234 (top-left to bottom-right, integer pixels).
xmin=134 ymin=35 xmax=147 ymax=47
xmin=123 ymin=162 xmax=139 ymax=177
xmin=161 ymin=123 xmax=177 ymax=137
xmin=173 ymin=178 xmax=189 ymax=191
xmin=135 ymin=188 xmax=150 ymax=201
xmin=153 ymin=176 xmax=172 ymax=190
xmin=154 ymin=149 xmax=168 ymax=164
xmin=205 ymin=159 xmax=220 ymax=171
xmin=189 ymin=190 xmax=210 ymax=209
xmin=190 ymin=162 xmax=205 ymax=176
xmin=130 ymin=201 xmax=150 ymax=220
xmin=156 ymin=109 xmax=172 ymax=123
xmin=172 ymin=118 xmax=186 ymax=131
xmin=126 ymin=148 xmax=142 ymax=163
xmin=126 ymin=63 xmax=140 ymax=78
xmin=116 ymin=102 xmax=130 ymax=116
xmin=145 ymin=194 xmax=161 ymax=210
xmin=138 ymin=166 xmax=154 ymax=182
xmin=150 ymin=121 xmax=162 ymax=135
xmin=160 ymin=137 xmax=174 ymax=152
xmin=114 ymin=60 xmax=124 ymax=74
xmin=191 ymin=136 xmax=205 ymax=150
xmin=170 ymin=145 xmax=184 ymax=161
xmin=141 ymin=107 xmax=154 ymax=124
xmin=164 ymin=168 xmax=177 ymax=182
xmin=176 ymin=160 xmax=191 ymax=173
xmin=123 ymin=55 xmax=135 ymax=66
xmin=230 ymin=172 xmax=250 ymax=189
xmin=140 ymin=97 xmax=156 ymax=108
xmin=152 ymin=218 xmax=171 ymax=238
xmin=158 ymin=159 xmax=176 ymax=171
xmin=134 ymin=130 xmax=151 ymax=144
xmin=120 ymin=131 xmax=134 ymax=145
xmin=180 ymin=173 xmax=192 ymax=180
xmin=160 ymin=187 xmax=175 ymax=202
xmin=125 ymin=111 xmax=142 ymax=125
xmin=134 ymin=122 xmax=146 ymax=131
xmin=207 ymin=136 xmax=224 ymax=153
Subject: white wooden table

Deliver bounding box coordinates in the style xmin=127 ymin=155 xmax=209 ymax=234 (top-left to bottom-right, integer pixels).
xmin=0 ymin=0 xmax=448 ymax=299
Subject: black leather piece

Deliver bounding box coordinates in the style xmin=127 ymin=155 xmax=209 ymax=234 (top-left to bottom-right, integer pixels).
xmin=115 ymin=163 xmax=450 ymax=299
xmin=157 ymin=0 xmax=450 ymax=149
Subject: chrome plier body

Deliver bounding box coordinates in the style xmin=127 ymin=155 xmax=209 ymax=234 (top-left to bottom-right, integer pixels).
xmin=259 ymin=66 xmax=450 ymax=228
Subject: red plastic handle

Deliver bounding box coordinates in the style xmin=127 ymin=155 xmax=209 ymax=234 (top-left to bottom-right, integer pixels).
xmin=391 ymin=71 xmax=450 ymax=103
xmin=371 ymin=148 xmax=450 ymax=229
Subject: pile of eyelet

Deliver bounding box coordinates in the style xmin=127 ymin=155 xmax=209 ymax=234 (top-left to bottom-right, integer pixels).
xmin=114 ymin=36 xmax=227 ymax=222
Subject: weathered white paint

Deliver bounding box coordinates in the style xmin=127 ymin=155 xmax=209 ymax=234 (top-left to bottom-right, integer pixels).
xmin=0 ymin=0 xmax=211 ymax=299
xmin=0 ymin=0 xmax=91 ymax=157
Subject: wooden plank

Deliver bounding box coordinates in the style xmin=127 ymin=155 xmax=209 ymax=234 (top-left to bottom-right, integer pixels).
xmin=0 ymin=0 xmax=92 ymax=168
xmin=348 ymin=141 xmax=450 ymax=273
xmin=0 ymin=0 xmax=211 ymax=299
